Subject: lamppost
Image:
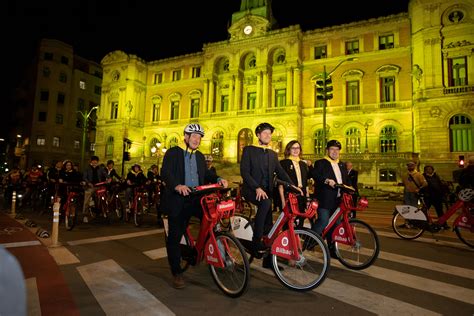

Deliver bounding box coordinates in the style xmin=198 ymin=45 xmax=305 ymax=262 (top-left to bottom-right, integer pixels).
xmin=315 ymin=57 xmax=358 ymax=146
xmin=150 ymin=141 xmax=167 ymax=169
xmin=78 ymin=106 xmax=98 ymax=170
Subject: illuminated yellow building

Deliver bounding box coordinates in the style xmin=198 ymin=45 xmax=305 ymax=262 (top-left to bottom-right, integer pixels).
xmin=95 ymin=0 xmax=473 ymax=190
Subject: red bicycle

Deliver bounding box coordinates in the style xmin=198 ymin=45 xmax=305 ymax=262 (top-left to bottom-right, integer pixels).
xmin=232 ymin=179 xmax=330 ymax=291
xmin=60 ymin=183 xmax=84 ymax=231
xmin=163 ymin=183 xmax=250 ymax=297
xmin=126 ymin=184 xmax=149 ymax=227
xmin=392 ymin=188 xmax=474 ymax=248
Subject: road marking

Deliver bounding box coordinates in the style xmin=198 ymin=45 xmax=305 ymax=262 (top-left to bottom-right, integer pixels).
xmin=2 ymin=240 xmax=41 ymax=248
xmin=67 ymin=229 xmax=164 ymax=246
xmin=143 ymin=247 xmax=168 ymax=260
xmin=77 ymin=259 xmax=174 ymax=316
xmin=48 ymin=246 xmax=80 ymax=265
xmin=377 ymin=251 xmax=474 ymax=280
xmin=251 ymin=262 xmax=441 ymax=316
xmin=25 ymin=277 xmax=41 ymax=316
xmin=376 ymin=230 xmax=474 ymax=251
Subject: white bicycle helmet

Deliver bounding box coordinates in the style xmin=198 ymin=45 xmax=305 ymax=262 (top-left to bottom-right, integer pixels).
xmin=458 ymin=188 xmax=474 ymax=202
xmin=184 ymin=123 xmax=205 ymax=136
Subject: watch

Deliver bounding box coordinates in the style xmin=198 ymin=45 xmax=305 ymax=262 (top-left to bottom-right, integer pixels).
xmin=243 ymin=25 xmax=253 ymax=35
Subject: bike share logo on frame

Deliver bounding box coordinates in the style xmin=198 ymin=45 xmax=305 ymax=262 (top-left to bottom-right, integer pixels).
xmin=334 ymin=227 xmax=348 ymax=243
xmin=275 ymin=236 xmax=293 ymax=256
xmin=207 ymin=243 xmax=219 ymax=263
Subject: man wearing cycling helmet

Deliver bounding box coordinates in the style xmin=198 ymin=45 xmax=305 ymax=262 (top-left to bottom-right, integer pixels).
xmin=240 ymin=122 xmax=298 ymax=268
xmin=310 ymin=139 xmax=352 ymax=258
xmin=161 ymin=123 xmax=228 ymax=289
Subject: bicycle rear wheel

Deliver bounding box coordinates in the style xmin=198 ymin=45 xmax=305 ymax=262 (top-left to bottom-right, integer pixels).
xmin=455 ymin=225 xmax=474 ymax=248
xmin=134 ymin=199 xmax=144 ymax=227
xmin=272 ymin=229 xmax=330 ymax=291
xmin=335 ymin=219 xmax=379 ymax=270
xmin=209 ymin=233 xmax=250 ymax=298
xmin=112 ymin=196 xmax=124 ymax=221
xmin=64 ymin=202 xmax=76 ymax=231
xmin=392 ymin=212 xmax=425 ymax=239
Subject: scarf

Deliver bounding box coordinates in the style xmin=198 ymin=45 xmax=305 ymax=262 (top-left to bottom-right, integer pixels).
xmin=289 ymin=156 xmax=300 ymax=162
xmin=324 ymin=155 xmax=339 ymax=164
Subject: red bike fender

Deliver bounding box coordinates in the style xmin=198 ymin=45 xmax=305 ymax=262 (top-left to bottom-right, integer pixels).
xmin=271 ymin=231 xmax=295 ymax=260
xmin=331 ymin=223 xmax=352 ymax=245
xmin=204 ymin=234 xmax=225 ymax=268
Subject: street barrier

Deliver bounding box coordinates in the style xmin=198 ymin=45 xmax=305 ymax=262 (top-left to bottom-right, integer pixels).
xmin=51 ymin=197 xmax=60 ymax=246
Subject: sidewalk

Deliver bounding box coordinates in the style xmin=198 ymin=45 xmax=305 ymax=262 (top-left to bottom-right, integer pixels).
xmin=0 ymin=210 xmax=79 ymax=315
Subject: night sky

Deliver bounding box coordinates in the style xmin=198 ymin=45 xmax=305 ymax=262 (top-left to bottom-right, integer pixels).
xmin=4 ymin=0 xmax=410 ymax=133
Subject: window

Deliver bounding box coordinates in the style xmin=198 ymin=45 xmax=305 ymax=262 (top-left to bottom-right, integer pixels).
xmin=61 ymin=56 xmax=69 ymax=65
xmin=40 ymin=91 xmax=49 ymax=102
xmin=190 ymin=98 xmax=200 ymax=118
xmin=223 ymin=60 xmax=230 ymax=72
xmin=379 ymin=169 xmax=397 ymax=182
xmin=346 ymin=81 xmax=360 ymax=105
xmin=171 ymin=101 xmax=179 ymax=120
xmin=220 ymin=95 xmax=229 ymax=112
xmin=59 ymin=72 xmax=67 ymax=83
xmin=380 ymin=76 xmax=395 ymax=102
xmin=192 ymin=67 xmax=201 ymax=78
xmin=43 ymin=67 xmax=51 ymax=77
xmin=74 ymin=140 xmax=80 ymax=149
xmin=57 ymin=93 xmax=65 ymax=105
xmin=79 ymin=80 xmax=86 ymax=90
xmin=53 ymin=137 xmax=60 ymax=148
xmin=106 ymin=136 xmax=114 ymax=157
xmin=345 ymin=127 xmax=361 ymax=153
xmin=154 ymin=73 xmax=163 ymax=84
xmin=313 ymin=129 xmax=325 ymax=155
xmin=36 ymin=137 xmax=46 ymax=146
xmin=379 ymin=34 xmax=394 ymax=50
xmin=345 ymin=40 xmax=359 ymax=55
xmin=168 ymin=136 xmax=179 ymax=148
xmin=38 ymin=112 xmax=47 ymax=122
xmin=276 ymin=53 xmax=285 ymax=64
xmin=152 ymin=103 xmax=160 ymax=121
xmin=78 ymin=98 xmax=85 ymax=111
xmin=44 ymin=52 xmax=53 ymax=60
xmin=248 ymin=57 xmax=256 ymax=69
xmin=448 ymin=57 xmax=467 ymax=87
xmin=275 ymin=89 xmax=286 ymax=107
xmin=449 ymin=114 xmax=473 ymax=152
xmin=110 ymin=102 xmax=118 ymax=119
xmin=172 ymin=70 xmax=181 ymax=81
xmin=90 ymin=143 xmax=95 ymax=152
xmin=271 ymin=129 xmax=283 ymax=154
xmin=211 ymin=131 xmax=224 ymax=158
xmin=247 ymin=92 xmax=256 ymax=110
xmin=380 ymin=126 xmax=398 ymax=153
xmin=314 ymin=45 xmax=327 ymax=59
xmin=94 ymin=86 xmax=101 ymax=95
xmin=56 ymin=114 xmax=63 ymax=124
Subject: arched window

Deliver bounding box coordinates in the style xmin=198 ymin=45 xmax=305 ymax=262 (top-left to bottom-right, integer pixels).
xmin=105 ymin=136 xmax=114 ymax=157
xmin=238 ymin=128 xmax=253 ymax=162
xmin=271 ymin=129 xmax=283 ymax=154
xmin=211 ymin=131 xmax=224 ymax=159
xmin=380 ymin=126 xmax=398 ymax=153
xmin=345 ymin=127 xmax=361 ymax=153
xmin=313 ymin=129 xmax=324 ymax=155
xmin=450 ymin=114 xmax=473 ymax=151
xmin=168 ymin=137 xmax=179 ymax=149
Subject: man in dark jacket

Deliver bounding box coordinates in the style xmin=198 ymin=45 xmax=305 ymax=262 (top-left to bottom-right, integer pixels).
xmin=161 ymin=123 xmax=228 ymax=289
xmin=423 ymin=165 xmax=449 ymax=229
xmin=310 ymin=140 xmax=351 ymax=257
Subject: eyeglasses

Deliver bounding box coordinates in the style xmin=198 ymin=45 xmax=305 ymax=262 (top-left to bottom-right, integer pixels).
xmin=290 ymin=146 xmax=301 ymax=150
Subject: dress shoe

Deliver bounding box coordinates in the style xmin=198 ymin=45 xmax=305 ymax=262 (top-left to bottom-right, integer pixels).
xmin=172 ymin=274 xmax=185 ymax=289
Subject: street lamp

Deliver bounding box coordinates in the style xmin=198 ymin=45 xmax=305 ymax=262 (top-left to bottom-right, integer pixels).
xmin=78 ymin=106 xmax=98 ymax=170
xmin=150 ymin=141 xmax=167 ymax=169
xmin=315 ymin=57 xmax=358 ymax=147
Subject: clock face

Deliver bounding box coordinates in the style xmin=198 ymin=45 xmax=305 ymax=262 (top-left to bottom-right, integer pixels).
xmin=243 ymin=25 xmax=253 ymax=35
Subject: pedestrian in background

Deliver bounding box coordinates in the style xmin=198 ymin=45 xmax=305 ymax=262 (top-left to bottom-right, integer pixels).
xmin=423 ymin=165 xmax=449 ymax=229
xmin=345 ymin=161 xmax=359 ymax=218
xmin=401 ymin=161 xmax=427 ymax=207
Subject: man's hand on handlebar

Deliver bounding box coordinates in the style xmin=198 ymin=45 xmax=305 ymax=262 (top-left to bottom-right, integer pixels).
xmin=175 ymin=184 xmax=192 ymax=196
xmin=218 ymin=178 xmax=228 ymax=188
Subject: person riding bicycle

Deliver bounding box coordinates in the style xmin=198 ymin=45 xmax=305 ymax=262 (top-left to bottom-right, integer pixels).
xmin=310 ymin=139 xmax=352 ymax=258
xmin=161 ymin=123 xmax=228 ymax=289
xmin=105 ymin=160 xmax=122 ymax=183
xmin=82 ymin=156 xmax=107 ymax=223
xmin=125 ymin=164 xmax=148 ymax=212
xmin=22 ymin=165 xmax=45 ymax=208
xmin=58 ymin=160 xmax=82 ymax=207
xmin=240 ymin=122 xmax=297 ymax=268
xmin=147 ymin=164 xmax=163 ymax=226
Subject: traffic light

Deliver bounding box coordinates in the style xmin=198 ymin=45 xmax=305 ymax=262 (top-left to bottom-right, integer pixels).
xmin=459 ymin=155 xmax=465 ymax=168
xmin=315 ymin=77 xmax=333 ymax=100
xmin=123 ymin=152 xmax=131 ymax=161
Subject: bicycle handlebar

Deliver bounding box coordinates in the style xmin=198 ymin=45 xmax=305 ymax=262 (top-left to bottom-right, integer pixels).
xmin=274 ymin=178 xmax=301 ymax=194
xmin=334 ymin=183 xmax=356 ymax=193
xmin=190 ymin=183 xmax=232 ymax=196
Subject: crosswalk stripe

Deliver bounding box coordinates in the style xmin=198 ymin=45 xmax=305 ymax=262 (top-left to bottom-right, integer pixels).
xmin=251 ymin=262 xmax=441 ymax=316
xmin=77 ymin=259 xmax=174 ymax=316
xmin=2 ymin=240 xmax=41 ymax=248
xmin=143 ymin=247 xmax=168 ymax=260
xmin=25 ymin=277 xmax=41 ymax=316
xmin=67 ymin=229 xmax=163 ymax=246
xmin=48 ymin=246 xmax=80 ymax=265
xmin=377 ymin=251 xmax=474 ymax=279
xmin=376 ymin=231 xmax=474 ymax=250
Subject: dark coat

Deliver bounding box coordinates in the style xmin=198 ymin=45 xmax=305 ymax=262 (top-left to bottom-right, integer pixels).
xmin=348 ymin=168 xmax=359 ymax=193
xmin=310 ymin=158 xmax=351 ymax=210
xmin=240 ymin=145 xmax=292 ymax=201
xmin=161 ymin=146 xmax=219 ymax=216
xmin=279 ymin=158 xmax=310 ymax=196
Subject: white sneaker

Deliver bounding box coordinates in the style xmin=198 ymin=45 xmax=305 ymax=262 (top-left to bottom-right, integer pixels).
xmin=83 ymin=216 xmax=89 ymax=223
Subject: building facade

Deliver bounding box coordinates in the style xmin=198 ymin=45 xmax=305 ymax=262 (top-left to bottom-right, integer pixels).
xmin=95 ymin=0 xmax=473 ymax=190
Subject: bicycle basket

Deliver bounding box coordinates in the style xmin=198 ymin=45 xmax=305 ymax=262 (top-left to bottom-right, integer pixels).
xmin=342 ymin=193 xmax=354 ymax=209
xmin=202 ymin=195 xmax=235 ymax=220
xmin=357 ymin=197 xmax=369 ymax=210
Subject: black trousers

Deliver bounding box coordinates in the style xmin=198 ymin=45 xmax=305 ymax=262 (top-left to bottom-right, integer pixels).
xmin=247 ymin=197 xmax=273 ymax=242
xmin=166 ymin=196 xmax=202 ymax=276
xmin=425 ymin=196 xmax=444 ymax=219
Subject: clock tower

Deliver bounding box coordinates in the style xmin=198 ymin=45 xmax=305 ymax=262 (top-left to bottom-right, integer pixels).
xmin=228 ymin=0 xmax=276 ymax=40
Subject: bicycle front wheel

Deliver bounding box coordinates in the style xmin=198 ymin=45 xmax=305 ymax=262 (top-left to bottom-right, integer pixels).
xmin=392 ymin=212 xmax=425 ymax=239
xmin=272 ymin=229 xmax=330 ymax=292
xmin=65 ymin=203 xmax=76 ymax=231
xmin=335 ymin=219 xmax=379 ymax=270
xmin=134 ymin=199 xmax=144 ymax=227
xmin=209 ymin=233 xmax=250 ymax=298
xmin=455 ymin=225 xmax=474 ymax=248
